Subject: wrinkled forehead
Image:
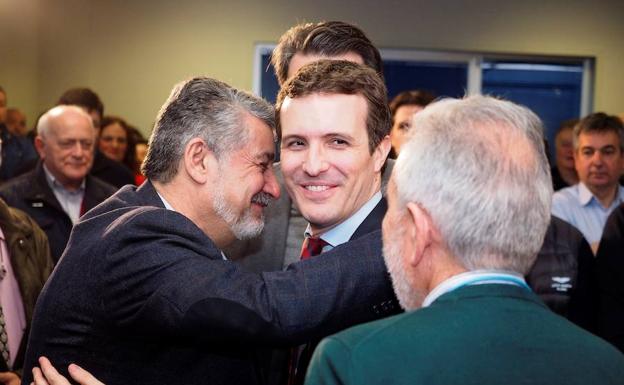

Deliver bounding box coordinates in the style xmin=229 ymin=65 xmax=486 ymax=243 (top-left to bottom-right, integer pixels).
xmin=49 ymin=111 xmax=96 ymax=138
xmin=241 ymin=114 xmax=276 ymax=161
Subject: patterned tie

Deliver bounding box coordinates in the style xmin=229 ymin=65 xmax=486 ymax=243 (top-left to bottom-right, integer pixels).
xmin=0 ymin=305 xmax=9 ymax=367
xmin=299 ymin=236 xmax=328 ymax=260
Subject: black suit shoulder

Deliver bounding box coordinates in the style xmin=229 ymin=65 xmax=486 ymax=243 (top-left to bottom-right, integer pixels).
xmin=350 ymin=198 xmax=387 ymax=241
xmin=596 ymin=203 xmax=624 ymax=352
xmin=91 ymin=151 xmax=135 ymax=188
xmin=526 ymin=216 xmax=596 ymax=331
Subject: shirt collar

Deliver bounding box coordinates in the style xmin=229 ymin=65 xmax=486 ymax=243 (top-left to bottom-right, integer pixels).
xmin=578 ymin=182 xmax=624 ymax=208
xmin=422 ymin=269 xmax=529 ymax=307
xmin=156 ymin=191 xmax=228 ymax=260
xmin=577 ymin=182 xmax=595 ymax=206
xmin=157 ymin=192 xmax=175 ymax=211
xmin=42 ymin=164 xmax=85 ymax=193
xmin=305 ymin=191 xmax=382 ymax=248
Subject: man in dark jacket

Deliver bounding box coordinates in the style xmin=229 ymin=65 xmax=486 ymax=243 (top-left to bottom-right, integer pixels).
xmin=0 ymin=106 xmax=115 ymax=262
xmin=21 ymin=76 xmax=396 ymax=385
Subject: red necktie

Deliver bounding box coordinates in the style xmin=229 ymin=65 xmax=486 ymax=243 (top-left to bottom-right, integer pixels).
xmin=299 ymin=237 xmax=328 ymax=260
xmin=286 ymin=236 xmax=329 ymax=385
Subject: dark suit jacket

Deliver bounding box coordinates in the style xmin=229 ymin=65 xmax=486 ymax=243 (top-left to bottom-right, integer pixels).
xmin=267 ymin=197 xmax=392 ymax=385
xmin=22 ymin=181 xmax=397 ymax=385
xmin=526 ymin=216 xmax=597 ymax=331
xmin=596 ymin=202 xmax=624 ymax=352
xmin=90 ymin=151 xmax=135 ymax=189
xmin=306 ymin=284 xmax=624 ymax=385
xmin=0 ymin=162 xmax=116 ymax=262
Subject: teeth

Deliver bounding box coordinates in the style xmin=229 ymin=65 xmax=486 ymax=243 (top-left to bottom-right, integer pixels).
xmin=305 ymin=185 xmax=329 ymax=192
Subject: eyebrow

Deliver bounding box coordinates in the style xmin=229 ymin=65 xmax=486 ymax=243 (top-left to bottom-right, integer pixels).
xmin=256 ymin=151 xmax=275 ymax=163
xmin=581 ymin=144 xmax=617 ymax=150
xmin=281 ymin=132 xmax=357 ymax=141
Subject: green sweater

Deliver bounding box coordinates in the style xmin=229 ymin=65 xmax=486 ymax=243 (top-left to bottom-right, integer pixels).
xmin=306 ymin=284 xmax=624 ymax=385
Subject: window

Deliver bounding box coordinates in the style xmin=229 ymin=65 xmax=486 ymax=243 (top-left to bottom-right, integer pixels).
xmin=254 ymin=44 xmax=594 ymax=158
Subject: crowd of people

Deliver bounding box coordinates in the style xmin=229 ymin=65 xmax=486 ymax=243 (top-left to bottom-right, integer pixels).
xmin=0 ymin=20 xmax=622 ymax=385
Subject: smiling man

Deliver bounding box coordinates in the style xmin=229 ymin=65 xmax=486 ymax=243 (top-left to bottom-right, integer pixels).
xmin=21 ymin=77 xmax=396 ymax=385
xmin=0 ymin=106 xmax=115 ymax=262
xmin=552 ymin=113 xmax=624 ymax=252
xmin=270 ymin=60 xmax=393 ymax=384
xmin=278 ymin=68 xmax=390 ymax=237
xmin=229 ymin=21 xmax=390 ymax=275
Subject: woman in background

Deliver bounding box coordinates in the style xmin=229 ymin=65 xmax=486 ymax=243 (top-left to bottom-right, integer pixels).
xmin=388 ymin=90 xmax=435 ymax=158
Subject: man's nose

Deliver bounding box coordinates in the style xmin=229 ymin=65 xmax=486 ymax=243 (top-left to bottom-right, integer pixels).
xmin=264 ymin=167 xmax=281 ymax=200
xmin=301 ymin=144 xmax=329 ymax=176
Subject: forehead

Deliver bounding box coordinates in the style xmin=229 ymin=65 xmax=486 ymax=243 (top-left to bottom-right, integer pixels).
xmin=102 ymin=122 xmax=126 ymax=136
xmin=395 ymin=105 xmax=424 ymax=121
xmin=288 ymin=51 xmax=364 ymax=78
xmin=556 ymin=127 xmax=573 ymax=139
xmin=8 ymin=110 xmax=25 ymax=119
xmin=578 ymin=130 xmax=621 ymax=147
xmin=50 ymin=112 xmax=94 ymax=139
xmin=238 ymin=114 xmax=275 ymax=160
xmin=280 ymin=93 xmax=368 ymax=137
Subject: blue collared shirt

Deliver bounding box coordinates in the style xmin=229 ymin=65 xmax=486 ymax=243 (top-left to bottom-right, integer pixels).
xmin=43 ymin=165 xmax=86 ymax=225
xmin=552 ymin=182 xmax=624 ymax=246
xmin=423 ymin=270 xmax=530 ymax=307
xmin=305 ymin=191 xmax=382 ymax=252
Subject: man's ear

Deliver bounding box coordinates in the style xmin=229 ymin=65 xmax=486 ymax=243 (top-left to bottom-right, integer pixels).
xmin=373 ymin=135 xmax=392 ymax=173
xmin=183 ymin=138 xmax=217 ymax=184
xmin=405 ymin=202 xmax=434 ymax=267
xmin=34 ymin=136 xmax=46 ymax=159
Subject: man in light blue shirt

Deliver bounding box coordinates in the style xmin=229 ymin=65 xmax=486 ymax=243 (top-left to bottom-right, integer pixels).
xmin=552 ymin=112 xmax=624 ymax=252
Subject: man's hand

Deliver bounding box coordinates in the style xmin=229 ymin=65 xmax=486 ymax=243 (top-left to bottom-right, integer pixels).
xmin=0 ymin=371 xmax=20 ymax=385
xmin=31 ymin=357 xmax=105 ymax=385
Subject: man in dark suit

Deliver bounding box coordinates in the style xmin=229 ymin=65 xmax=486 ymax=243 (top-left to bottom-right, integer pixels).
xmin=21 ymin=76 xmax=397 ymax=385
xmin=0 ymin=106 xmax=116 ymax=263
xmin=265 ymin=60 xmax=394 ymax=384
xmin=596 ymin=202 xmax=624 ymax=352
xmin=306 ymin=95 xmax=624 ymax=385
xmin=229 ymin=20 xmax=387 ymax=271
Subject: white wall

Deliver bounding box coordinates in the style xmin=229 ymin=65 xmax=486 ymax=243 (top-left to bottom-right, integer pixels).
xmin=2 ymin=0 xmax=623 ymax=135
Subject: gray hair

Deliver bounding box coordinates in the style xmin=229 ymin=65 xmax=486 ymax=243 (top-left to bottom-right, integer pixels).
xmin=572 ymin=112 xmax=624 ymax=152
xmin=394 ymin=95 xmax=552 ymax=274
xmin=142 ymin=76 xmax=275 ymax=183
xmin=37 ymin=105 xmax=94 ymax=139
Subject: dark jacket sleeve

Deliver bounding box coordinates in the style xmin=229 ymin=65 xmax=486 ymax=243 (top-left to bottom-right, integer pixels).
xmin=94 ymin=208 xmax=396 ymax=347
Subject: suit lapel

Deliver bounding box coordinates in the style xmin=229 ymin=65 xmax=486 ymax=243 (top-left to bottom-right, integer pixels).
xmin=350 ymin=198 xmax=387 ymax=241
xmin=24 ymin=163 xmax=66 ymax=215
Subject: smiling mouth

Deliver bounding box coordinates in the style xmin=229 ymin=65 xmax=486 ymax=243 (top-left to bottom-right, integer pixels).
xmin=305 ymin=185 xmax=330 ymax=192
